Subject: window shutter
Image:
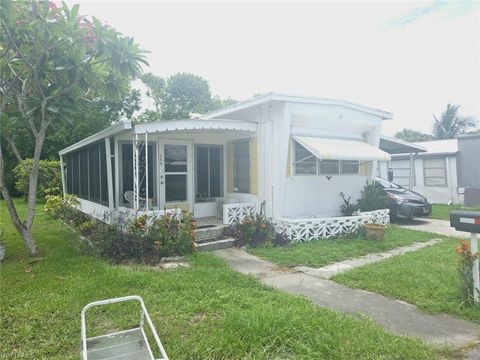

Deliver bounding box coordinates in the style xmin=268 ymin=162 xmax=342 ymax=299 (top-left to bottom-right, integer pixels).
xmin=250 ymin=137 xmax=258 ymax=195
xmin=359 ymin=161 xmax=368 ymax=176
xmin=227 ymin=142 xmax=233 ymax=193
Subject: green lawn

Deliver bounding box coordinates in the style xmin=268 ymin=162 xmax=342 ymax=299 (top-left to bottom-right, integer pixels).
xmin=248 ymin=226 xmax=439 ymax=268
xmin=0 ymin=202 xmax=451 ymax=359
xmin=431 ymin=204 xmax=480 ymax=221
xmin=334 ymin=238 xmax=480 ymax=323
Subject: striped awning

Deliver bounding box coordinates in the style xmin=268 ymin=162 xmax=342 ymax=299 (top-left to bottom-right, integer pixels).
xmin=293 ymin=136 xmax=391 ymax=162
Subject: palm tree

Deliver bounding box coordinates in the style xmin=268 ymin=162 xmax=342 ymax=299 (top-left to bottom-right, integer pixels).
xmin=432 ymin=104 xmax=478 ymax=139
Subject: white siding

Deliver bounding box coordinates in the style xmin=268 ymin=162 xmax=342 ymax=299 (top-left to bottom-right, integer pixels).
xmin=282 ymin=175 xmax=368 ymax=218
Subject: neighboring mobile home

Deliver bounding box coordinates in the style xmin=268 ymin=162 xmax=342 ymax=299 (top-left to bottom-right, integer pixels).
xmin=59 ymin=93 xmax=393 ymax=241
xmin=379 ymin=139 xmax=459 ymax=204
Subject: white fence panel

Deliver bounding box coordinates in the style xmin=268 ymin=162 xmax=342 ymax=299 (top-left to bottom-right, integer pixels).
xmin=274 ymin=209 xmax=390 ymax=243
xmin=223 ymin=203 xmax=256 ymax=225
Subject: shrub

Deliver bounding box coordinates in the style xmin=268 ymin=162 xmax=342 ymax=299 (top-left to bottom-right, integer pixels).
xmin=228 ymin=214 xmax=276 ymax=247
xmin=13 ymin=159 xmax=62 ymax=200
xmin=272 ymin=230 xmax=291 ymax=247
xmin=455 ymin=240 xmax=479 ymax=305
xmin=89 ymin=212 xmax=195 ymax=263
xmin=339 ymin=192 xmax=359 ymax=216
xmin=357 ymin=182 xmax=387 ymax=212
xmin=44 ymin=194 xmax=79 ymax=218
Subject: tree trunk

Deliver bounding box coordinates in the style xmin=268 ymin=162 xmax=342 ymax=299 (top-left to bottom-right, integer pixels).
xmin=0 ymin=145 xmax=40 ymax=256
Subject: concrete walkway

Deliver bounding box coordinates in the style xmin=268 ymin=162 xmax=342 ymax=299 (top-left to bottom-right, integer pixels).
xmin=295 ymin=239 xmax=442 ymax=279
xmin=214 ymin=248 xmax=479 ymax=348
xmin=398 ymin=218 xmax=471 ymax=238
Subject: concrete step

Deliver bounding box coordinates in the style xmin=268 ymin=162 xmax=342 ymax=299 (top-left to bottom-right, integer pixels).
xmin=197 ymin=238 xmax=235 ymax=252
xmin=194 ymin=225 xmax=226 ymax=242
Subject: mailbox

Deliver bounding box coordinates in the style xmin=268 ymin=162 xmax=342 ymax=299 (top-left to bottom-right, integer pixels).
xmin=450 ymin=210 xmax=480 ymax=233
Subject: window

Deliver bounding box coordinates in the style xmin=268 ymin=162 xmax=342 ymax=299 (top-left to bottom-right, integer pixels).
xmin=196 ymin=145 xmax=223 ymax=202
xmin=294 ymin=141 xmax=317 ymax=175
xmin=319 ymin=160 xmax=339 ymax=175
xmin=423 ymin=157 xmax=447 ymax=187
xmin=233 ymin=140 xmax=250 ymax=193
xmin=341 ymin=160 xmax=359 ymax=175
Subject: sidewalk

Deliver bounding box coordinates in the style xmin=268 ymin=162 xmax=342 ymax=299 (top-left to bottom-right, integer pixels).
xmin=214 ymin=248 xmax=479 ymax=347
xmin=398 ymin=218 xmax=471 ymax=238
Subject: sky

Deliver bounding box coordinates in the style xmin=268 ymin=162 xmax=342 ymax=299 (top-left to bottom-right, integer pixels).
xmin=69 ymin=0 xmax=480 ymax=136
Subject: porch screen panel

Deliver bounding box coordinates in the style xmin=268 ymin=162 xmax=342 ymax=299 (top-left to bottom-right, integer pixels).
xmin=88 ymin=144 xmax=100 ymax=203
xmin=66 ymin=154 xmax=73 ymax=194
xmin=196 ymin=146 xmax=209 ymax=201
xmin=209 ymin=147 xmax=222 ymax=197
xmin=122 ymin=144 xmax=133 ymax=204
xmin=79 ymin=149 xmax=89 ymax=199
xmin=195 ymin=145 xmax=222 ymax=202
xmin=100 ymin=144 xmax=108 ymax=205
xmin=72 ymin=152 xmax=80 ymax=196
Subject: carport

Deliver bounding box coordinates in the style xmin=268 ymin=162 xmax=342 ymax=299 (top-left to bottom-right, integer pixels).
xmin=379 ymin=136 xmax=427 ymax=189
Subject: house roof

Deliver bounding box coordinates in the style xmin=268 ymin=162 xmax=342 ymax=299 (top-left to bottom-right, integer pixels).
xmin=392 ymin=138 xmax=458 ymax=158
xmin=202 ymin=92 xmax=393 ymax=120
xmin=379 ymin=136 xmax=427 ymax=154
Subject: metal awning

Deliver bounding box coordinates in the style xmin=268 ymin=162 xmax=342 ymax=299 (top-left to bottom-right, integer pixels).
xmin=293 ymin=136 xmax=391 ymax=162
xmin=379 ymin=136 xmax=427 ymax=155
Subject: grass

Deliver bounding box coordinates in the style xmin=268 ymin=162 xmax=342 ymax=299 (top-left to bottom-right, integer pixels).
xmin=334 ymin=238 xmax=480 ymax=324
xmin=248 ymin=226 xmax=439 ymax=268
xmin=431 ymin=204 xmax=480 ymax=221
xmin=0 ymin=201 xmax=452 ymax=359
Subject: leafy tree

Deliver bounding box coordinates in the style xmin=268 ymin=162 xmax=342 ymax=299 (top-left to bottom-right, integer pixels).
xmin=161 ymin=73 xmax=212 ymax=120
xmin=13 ymin=159 xmax=62 ymax=201
xmin=138 ymin=72 xmax=237 ymax=121
xmin=432 ymin=104 xmax=478 ymax=139
xmin=394 ymin=129 xmax=435 ymax=142
xmin=0 ymin=0 xmax=147 ymax=256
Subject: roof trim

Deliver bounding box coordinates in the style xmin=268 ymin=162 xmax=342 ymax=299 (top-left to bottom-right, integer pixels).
xmin=202 ymin=92 xmax=393 ymax=120
xmin=59 ymin=120 xmax=132 ymax=156
xmin=133 ymin=119 xmax=257 ymax=134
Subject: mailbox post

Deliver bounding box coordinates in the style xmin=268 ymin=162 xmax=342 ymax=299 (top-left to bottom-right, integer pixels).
xmin=450 ymin=210 xmax=480 ymax=303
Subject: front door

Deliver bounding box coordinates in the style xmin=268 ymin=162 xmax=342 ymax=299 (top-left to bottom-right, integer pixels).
xmin=159 ymin=140 xmax=192 ymax=212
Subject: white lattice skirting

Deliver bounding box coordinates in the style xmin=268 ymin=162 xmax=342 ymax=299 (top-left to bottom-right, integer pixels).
xmin=274 ymin=209 xmax=390 ymax=243
xmin=223 ymin=203 xmax=256 ymax=225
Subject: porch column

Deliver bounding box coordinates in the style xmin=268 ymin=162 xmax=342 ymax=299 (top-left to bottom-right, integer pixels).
xmin=409 ymin=152 xmax=414 ymax=190
xmin=105 ymin=137 xmax=114 ymax=209
xmin=59 ymin=154 xmax=66 ymax=197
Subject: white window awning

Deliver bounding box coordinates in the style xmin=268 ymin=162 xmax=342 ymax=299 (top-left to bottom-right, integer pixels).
xmin=293 ymin=136 xmax=391 ymax=162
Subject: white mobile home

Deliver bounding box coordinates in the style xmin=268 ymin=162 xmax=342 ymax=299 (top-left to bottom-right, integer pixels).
xmin=59 ymin=93 xmax=392 ymax=240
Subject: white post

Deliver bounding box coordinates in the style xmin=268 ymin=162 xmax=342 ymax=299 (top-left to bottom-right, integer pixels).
xmin=145 ymin=131 xmax=149 ymax=213
xmin=59 ymin=155 xmax=66 ymax=197
xmin=105 ymin=137 xmax=114 ymax=209
xmin=471 ymin=233 xmax=479 ymax=303
xmin=409 ymin=152 xmax=414 ymax=190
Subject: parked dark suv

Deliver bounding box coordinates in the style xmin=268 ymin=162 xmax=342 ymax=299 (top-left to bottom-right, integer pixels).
xmin=375 ymin=177 xmax=432 ymax=221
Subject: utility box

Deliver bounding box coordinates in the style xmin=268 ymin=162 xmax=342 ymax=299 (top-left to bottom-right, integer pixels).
xmin=450 ymin=211 xmax=480 ymax=233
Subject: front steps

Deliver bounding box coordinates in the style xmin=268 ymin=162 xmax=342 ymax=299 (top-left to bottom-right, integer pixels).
xmin=194 ymin=224 xmax=235 ymax=251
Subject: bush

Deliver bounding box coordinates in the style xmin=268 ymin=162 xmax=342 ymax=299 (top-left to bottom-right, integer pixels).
xmin=455 ymin=240 xmax=479 ymax=305
xmin=339 ymin=192 xmax=359 ymax=216
xmin=87 ymin=212 xmax=194 ymax=263
xmin=357 ymin=182 xmax=387 ymax=212
xmin=13 ymin=159 xmax=62 ymax=200
xmin=227 ymin=214 xmax=278 ymax=248
xmin=44 ymin=194 xmax=79 ymax=219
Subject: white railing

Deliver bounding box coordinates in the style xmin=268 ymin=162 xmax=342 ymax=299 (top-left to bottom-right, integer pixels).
xmin=274 ymin=209 xmax=390 ymax=243
xmin=223 ymin=203 xmax=256 ymax=225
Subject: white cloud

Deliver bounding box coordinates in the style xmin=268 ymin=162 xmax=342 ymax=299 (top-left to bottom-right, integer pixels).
xmin=69 ymin=0 xmax=479 ymax=135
